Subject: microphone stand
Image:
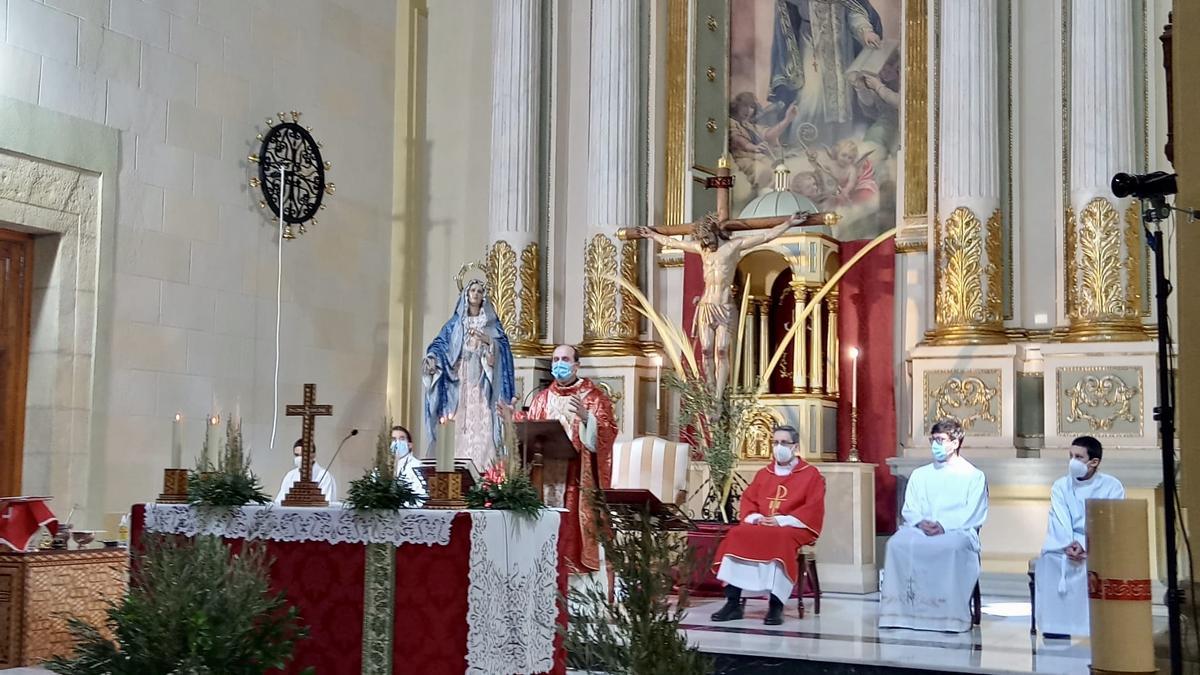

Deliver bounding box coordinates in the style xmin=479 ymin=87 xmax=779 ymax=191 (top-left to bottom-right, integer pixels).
xmin=1142 ymin=195 xmax=1183 ymax=675
xmin=318 ymin=429 xmax=359 ymax=485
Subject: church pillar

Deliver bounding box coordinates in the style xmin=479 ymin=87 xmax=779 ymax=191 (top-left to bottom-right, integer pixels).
xmin=928 ymin=0 xmax=1006 ymax=345
xmin=827 ymin=293 xmax=840 ymax=395
xmin=792 ymin=284 xmax=809 ymax=393
xmin=580 ymin=0 xmax=643 ymax=356
xmin=1061 ymin=0 xmax=1147 ymax=342
xmin=486 ymin=0 xmax=543 ymax=355
xmin=811 ymin=296 xmax=825 ymax=395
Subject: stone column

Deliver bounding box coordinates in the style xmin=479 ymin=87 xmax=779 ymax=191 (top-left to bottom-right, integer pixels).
xmin=929 ymin=0 xmax=1006 ymax=345
xmin=487 ymin=0 xmax=543 ymax=355
xmin=811 ymin=296 xmax=825 ymax=394
xmin=827 ymin=294 xmax=840 ymax=394
xmin=1062 ymin=0 xmax=1147 ymax=341
xmin=581 ymin=0 xmax=642 ymax=355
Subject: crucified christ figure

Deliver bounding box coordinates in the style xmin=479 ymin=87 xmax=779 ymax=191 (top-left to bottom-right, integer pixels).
xmin=634 ymin=211 xmax=808 ymax=397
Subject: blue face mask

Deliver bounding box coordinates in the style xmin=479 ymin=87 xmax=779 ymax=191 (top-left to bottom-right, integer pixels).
xmin=551 ymin=361 xmax=574 ymax=382
xmin=392 ymin=439 xmax=410 ymax=457
xmin=931 ymin=441 xmax=949 ymax=463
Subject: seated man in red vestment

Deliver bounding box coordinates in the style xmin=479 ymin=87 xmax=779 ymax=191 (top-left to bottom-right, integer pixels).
xmin=505 ymin=344 xmax=615 ymax=574
xmin=710 ymin=425 xmax=826 ymax=625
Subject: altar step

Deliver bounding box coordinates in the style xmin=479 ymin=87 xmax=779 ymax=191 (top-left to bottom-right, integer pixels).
xmin=679 ymin=594 xmax=1171 ymax=675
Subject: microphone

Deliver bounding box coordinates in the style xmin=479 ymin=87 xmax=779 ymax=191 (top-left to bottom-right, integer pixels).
xmin=521 ymin=384 xmax=546 ymax=412
xmin=317 ymin=429 xmax=358 ymax=484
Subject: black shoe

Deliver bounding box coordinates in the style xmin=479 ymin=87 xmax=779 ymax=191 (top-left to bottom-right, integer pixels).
xmin=1043 ymin=633 xmax=1071 ymax=640
xmin=764 ymin=597 xmax=784 ymax=626
xmin=710 ymin=600 xmax=744 ymax=622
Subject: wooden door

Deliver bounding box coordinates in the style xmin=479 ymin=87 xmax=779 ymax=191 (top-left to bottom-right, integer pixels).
xmin=0 ymin=230 xmax=32 ymax=497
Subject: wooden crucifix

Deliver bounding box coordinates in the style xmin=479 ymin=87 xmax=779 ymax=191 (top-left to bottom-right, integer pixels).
xmin=617 ymin=157 xmax=838 ymax=399
xmin=281 ymin=383 xmax=334 ymax=507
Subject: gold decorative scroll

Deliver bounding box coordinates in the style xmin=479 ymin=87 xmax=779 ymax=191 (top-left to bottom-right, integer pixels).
xmin=929 ymin=207 xmax=1006 ymax=345
xmin=930 ymin=375 xmax=999 ymax=431
xmin=581 ymin=234 xmax=641 ymax=355
xmin=1064 ymin=374 xmax=1139 ymax=431
xmin=1063 ymin=198 xmax=1148 ymax=342
xmin=512 ymin=242 xmax=541 ymax=355
xmin=903 ymin=0 xmax=929 ymax=219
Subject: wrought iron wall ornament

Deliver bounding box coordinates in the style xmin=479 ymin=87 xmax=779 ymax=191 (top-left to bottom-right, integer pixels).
xmin=929 ymin=207 xmax=1005 ymax=345
xmin=1063 ymin=198 xmax=1148 ymax=341
xmin=247 ymin=111 xmax=334 ymax=239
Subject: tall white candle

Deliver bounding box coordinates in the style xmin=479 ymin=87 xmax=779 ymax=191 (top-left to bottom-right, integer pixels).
xmin=436 ymin=420 xmax=455 ymax=472
xmin=849 ymin=347 xmax=860 ymax=409
xmin=171 ymin=413 xmax=183 ymax=468
xmin=204 ymin=414 xmax=221 ymax=469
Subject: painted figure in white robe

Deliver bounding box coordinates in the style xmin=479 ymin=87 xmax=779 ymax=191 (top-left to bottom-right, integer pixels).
xmin=390 ymin=425 xmax=427 ymax=507
xmin=879 ymin=418 xmax=988 ymax=633
xmin=275 ymin=439 xmax=337 ymax=504
xmin=1035 ymin=435 xmax=1125 ymax=639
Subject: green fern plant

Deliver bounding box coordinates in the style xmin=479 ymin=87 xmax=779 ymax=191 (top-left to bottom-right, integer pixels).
xmin=45 ymin=535 xmax=310 ymax=675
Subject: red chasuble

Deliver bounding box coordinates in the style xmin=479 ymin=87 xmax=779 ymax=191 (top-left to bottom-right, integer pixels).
xmin=713 ymin=462 xmax=826 ymax=585
xmin=518 ymin=377 xmax=615 ymax=572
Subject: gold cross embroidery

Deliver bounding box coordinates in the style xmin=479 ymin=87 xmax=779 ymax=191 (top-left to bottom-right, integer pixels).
xmin=767 ymin=484 xmax=788 ymax=516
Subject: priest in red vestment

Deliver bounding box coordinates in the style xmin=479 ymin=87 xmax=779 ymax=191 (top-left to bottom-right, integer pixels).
xmin=510 ymin=344 xmax=615 ymax=572
xmin=710 ymin=425 xmax=825 ymax=625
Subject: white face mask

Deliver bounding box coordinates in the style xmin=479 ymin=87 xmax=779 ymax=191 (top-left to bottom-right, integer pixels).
xmin=773 ymin=443 xmax=794 ymax=464
xmin=292 ymin=455 xmax=302 ymax=468
xmin=1069 ymin=457 xmax=1090 ymax=479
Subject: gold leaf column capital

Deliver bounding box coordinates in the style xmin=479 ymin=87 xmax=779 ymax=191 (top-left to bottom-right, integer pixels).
xmin=1062 ymin=198 xmax=1148 ymax=342
xmin=929 ymin=207 xmax=1006 ymax=345
xmin=580 ymin=233 xmax=642 ymax=356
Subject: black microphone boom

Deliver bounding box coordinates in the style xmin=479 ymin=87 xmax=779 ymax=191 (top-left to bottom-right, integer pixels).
xmin=317 ymin=429 xmax=359 ymax=485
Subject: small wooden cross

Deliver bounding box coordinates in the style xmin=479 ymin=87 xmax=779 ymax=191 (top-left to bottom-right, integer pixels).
xmin=281 ymin=383 xmax=334 ymax=507
xmin=618 ymin=157 xmax=837 ymax=241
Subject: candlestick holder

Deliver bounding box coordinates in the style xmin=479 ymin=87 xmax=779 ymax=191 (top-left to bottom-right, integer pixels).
xmin=424 ymin=471 xmax=467 ymax=510
xmin=848 ymin=406 xmax=861 ymax=463
xmin=157 ymin=468 xmax=190 ymax=504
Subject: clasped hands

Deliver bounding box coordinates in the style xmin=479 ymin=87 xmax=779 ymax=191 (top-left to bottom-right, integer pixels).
xmin=1064 ymin=541 xmax=1087 ymax=563
xmin=916 ymin=520 xmax=945 ymax=537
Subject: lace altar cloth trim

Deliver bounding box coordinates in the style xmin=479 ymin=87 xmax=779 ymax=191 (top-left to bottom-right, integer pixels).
xmin=466 ymin=510 xmax=561 ymax=675
xmin=143 ymin=504 xmax=455 ymax=547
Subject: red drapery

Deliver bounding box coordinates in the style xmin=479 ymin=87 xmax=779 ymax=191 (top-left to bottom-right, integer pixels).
xmin=836 ymin=239 xmax=898 ymax=534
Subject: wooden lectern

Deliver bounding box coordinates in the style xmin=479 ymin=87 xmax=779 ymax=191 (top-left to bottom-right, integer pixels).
xmin=601 ymin=488 xmax=695 ymax=533
xmin=515 ymin=420 xmax=577 ymax=499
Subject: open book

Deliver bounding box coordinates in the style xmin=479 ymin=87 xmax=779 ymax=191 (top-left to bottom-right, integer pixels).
xmin=846 ymin=39 xmax=899 ymax=80
xmin=418 ymin=458 xmax=481 ymax=489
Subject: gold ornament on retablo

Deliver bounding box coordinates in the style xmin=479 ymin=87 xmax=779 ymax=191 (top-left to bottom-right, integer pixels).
xmin=1086 ymin=498 xmax=1155 ymax=674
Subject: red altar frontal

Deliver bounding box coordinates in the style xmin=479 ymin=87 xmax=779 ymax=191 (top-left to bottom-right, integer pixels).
xmin=131 ymin=504 xmax=568 ymax=675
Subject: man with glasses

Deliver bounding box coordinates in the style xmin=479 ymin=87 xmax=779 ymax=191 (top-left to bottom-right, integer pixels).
xmin=878 ymin=418 xmax=989 ymax=632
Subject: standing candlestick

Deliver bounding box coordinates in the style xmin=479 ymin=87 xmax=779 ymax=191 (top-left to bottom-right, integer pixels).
xmin=848 ymin=347 xmax=861 ymax=463
xmin=426 ymin=419 xmax=465 ymax=509
xmin=171 ymin=413 xmax=183 ymax=469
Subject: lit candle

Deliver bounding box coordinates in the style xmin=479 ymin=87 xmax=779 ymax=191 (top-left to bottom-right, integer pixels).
xmin=849 ymin=347 xmax=860 ymax=409
xmin=171 ymin=413 xmax=183 ymax=468
xmin=203 ymin=414 xmax=220 ymax=469
xmin=436 ymin=419 xmax=455 ymax=473
xmin=651 ymin=353 xmax=663 ymax=408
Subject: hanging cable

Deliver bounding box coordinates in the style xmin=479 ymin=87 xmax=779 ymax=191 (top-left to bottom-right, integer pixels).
xmin=269 ymin=165 xmax=286 ymax=451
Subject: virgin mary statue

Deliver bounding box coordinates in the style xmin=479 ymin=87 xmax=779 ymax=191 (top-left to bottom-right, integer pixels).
xmin=422 ymin=279 xmax=516 ymax=470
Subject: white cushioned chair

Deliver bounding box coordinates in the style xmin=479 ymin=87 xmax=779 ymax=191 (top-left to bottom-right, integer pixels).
xmin=610 ymin=437 xmax=692 ymax=506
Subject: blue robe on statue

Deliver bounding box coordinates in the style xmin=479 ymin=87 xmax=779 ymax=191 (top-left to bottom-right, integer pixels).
xmin=422 ymin=285 xmax=515 ymax=465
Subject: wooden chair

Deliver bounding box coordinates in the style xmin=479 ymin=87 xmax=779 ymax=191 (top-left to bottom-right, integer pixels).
xmin=796 ymin=546 xmax=822 ymax=618
xmin=1028 ymin=557 xmax=1038 ymax=635
xmin=970 ymin=580 xmax=982 ymax=626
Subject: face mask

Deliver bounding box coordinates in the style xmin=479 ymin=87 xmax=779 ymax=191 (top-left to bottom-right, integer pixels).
xmin=931 ymin=441 xmax=949 ymax=463
xmin=293 ymin=455 xmax=302 ymax=468
xmin=1069 ymin=457 xmax=1089 ymax=479
xmin=551 ymin=361 xmax=574 ymax=381
xmin=392 ymin=440 xmax=410 ymax=458
xmin=773 ymin=444 xmax=794 ymax=464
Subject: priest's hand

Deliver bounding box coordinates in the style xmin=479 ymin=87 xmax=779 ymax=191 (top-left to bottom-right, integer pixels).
xmin=759 ymin=516 xmax=779 ymax=527
xmin=569 ymin=395 xmax=588 ymax=419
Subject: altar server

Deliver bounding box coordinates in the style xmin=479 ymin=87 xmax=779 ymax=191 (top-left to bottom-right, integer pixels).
xmin=275 ymin=438 xmax=338 ymax=504
xmin=710 ymin=425 xmax=826 ymax=625
xmin=391 ymin=425 xmax=428 ymax=506
xmin=879 ymin=418 xmax=988 ymax=633
xmin=1035 ymin=435 xmax=1124 ymax=639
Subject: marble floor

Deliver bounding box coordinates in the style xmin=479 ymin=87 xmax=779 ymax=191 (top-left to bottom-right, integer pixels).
xmin=678 ymin=593 xmax=1169 ymax=674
